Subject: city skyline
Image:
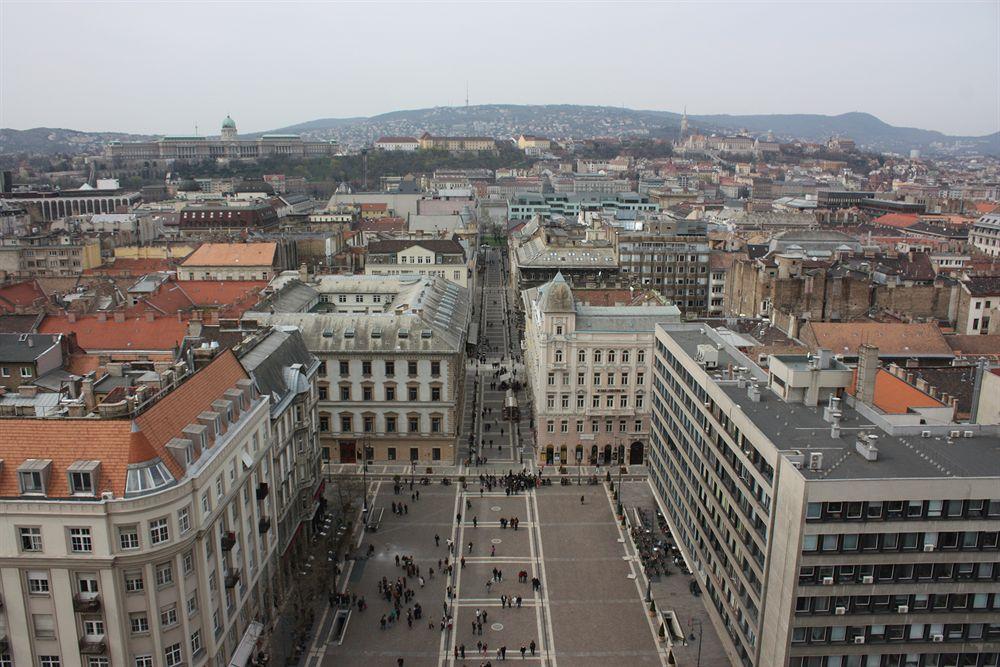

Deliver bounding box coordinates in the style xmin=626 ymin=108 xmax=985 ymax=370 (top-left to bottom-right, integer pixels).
xmin=1 ymin=1 xmax=997 ymax=136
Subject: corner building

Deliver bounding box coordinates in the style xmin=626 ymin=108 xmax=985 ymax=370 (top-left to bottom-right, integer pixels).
xmin=648 ymin=323 xmax=1000 ymax=667
xmin=0 ymin=350 xmax=301 ymax=667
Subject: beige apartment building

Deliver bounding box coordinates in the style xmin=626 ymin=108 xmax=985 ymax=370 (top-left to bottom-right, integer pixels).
xmin=243 ymin=273 xmax=469 ymax=466
xmin=0 ymin=344 xmax=321 ymax=667
xmin=648 ymin=322 xmax=1000 ymax=667
xmin=522 ymin=273 xmax=680 ymax=466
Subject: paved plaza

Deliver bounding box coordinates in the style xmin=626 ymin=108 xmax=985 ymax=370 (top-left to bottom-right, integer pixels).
xmin=310 ymin=480 xmax=668 ymax=666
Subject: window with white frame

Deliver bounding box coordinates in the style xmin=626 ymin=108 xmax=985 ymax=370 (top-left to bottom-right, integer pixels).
xmin=19 ymin=526 xmax=42 ymax=552
xmin=164 ymin=643 xmax=183 ymax=667
xmin=130 ymin=613 xmax=150 ymax=634
xmin=191 ymin=629 xmax=203 ymax=655
xmin=135 ymin=656 xmax=153 ymax=667
xmin=83 ymin=618 xmax=105 ymax=637
xmin=124 ymin=571 xmax=144 ymax=592
xmin=149 ymin=517 xmax=169 ymax=545
xmin=155 ymin=562 xmax=173 ymax=587
xmin=27 ymin=570 xmax=50 ymax=594
xmin=119 ymin=526 xmax=139 ymax=550
xmin=183 ymin=550 xmax=194 ymax=576
xmin=187 ymin=592 xmax=199 ymax=616
xmin=38 ymin=657 xmax=60 ymax=667
xmin=178 ymin=507 xmax=191 ymax=534
xmin=69 ymin=527 xmax=92 ymax=553
xmin=160 ymin=604 xmax=178 ymax=628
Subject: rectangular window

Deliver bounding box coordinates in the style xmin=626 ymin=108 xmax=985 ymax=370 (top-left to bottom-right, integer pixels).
xmin=39 ymin=658 xmax=60 ymax=667
xmin=155 ymin=563 xmax=173 ymax=587
xmin=70 ymin=471 xmax=93 ymax=494
xmin=27 ymin=570 xmax=50 ymax=594
xmin=165 ymin=643 xmax=183 ymax=667
xmin=178 ymin=507 xmax=191 ymax=534
xmin=191 ymin=628 xmax=203 ymax=655
xmin=150 ymin=517 xmax=169 ymax=545
xmin=183 ymin=550 xmax=194 ymax=575
xmin=70 ymin=527 xmax=92 ymax=553
xmin=124 ymin=571 xmax=144 ymax=592
xmin=160 ymin=604 xmax=178 ymax=628
xmin=33 ymin=615 xmax=55 ymax=639
xmin=20 ymin=526 xmax=42 ymax=552
xmin=130 ymin=614 xmax=150 ymax=634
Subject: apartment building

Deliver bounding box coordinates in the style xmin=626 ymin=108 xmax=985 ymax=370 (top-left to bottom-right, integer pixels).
xmin=522 ymin=273 xmax=680 ymax=466
xmin=242 ymin=274 xmax=469 ymax=465
xmin=232 ymin=326 xmax=322 ymax=598
xmin=0 ymin=350 xmax=290 ymax=667
xmin=0 ymin=233 xmax=102 ymax=278
xmin=611 ymin=215 xmax=710 ymax=314
xmin=969 ymin=213 xmax=1000 ymax=258
xmin=647 ymin=322 xmax=1000 ymax=667
xmin=179 ymin=243 xmax=279 ymax=282
xmin=364 ymin=238 xmax=468 ymax=288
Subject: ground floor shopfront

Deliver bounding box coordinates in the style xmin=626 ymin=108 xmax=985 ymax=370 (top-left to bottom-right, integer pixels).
xmin=321 ymin=435 xmax=457 ymax=466
xmin=539 ymin=439 xmax=645 ymax=466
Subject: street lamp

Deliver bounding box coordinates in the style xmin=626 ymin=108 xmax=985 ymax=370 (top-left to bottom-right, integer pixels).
xmin=688 ymin=619 xmax=703 ymax=667
xmin=362 ymin=440 xmax=373 ymax=515
xmin=616 ymin=439 xmax=624 ymax=515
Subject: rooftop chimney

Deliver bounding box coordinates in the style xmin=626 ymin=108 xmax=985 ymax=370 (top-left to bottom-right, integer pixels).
xmin=855 ymin=344 xmax=879 ymax=406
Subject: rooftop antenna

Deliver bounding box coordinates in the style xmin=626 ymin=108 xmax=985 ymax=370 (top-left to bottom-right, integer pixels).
xmin=195 ymin=123 xmax=198 ymax=136
xmin=465 ymin=81 xmax=469 ymax=108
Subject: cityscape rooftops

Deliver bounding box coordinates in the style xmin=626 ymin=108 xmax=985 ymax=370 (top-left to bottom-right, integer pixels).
xmin=0 ymin=350 xmax=252 ymax=499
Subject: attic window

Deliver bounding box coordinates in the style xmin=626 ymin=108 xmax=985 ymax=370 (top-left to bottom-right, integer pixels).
xmin=397 ymin=329 xmax=409 ymax=339
xmin=67 ymin=460 xmax=100 ymax=496
xmin=344 ymin=328 xmax=356 ymax=339
xmin=371 ymin=328 xmax=382 ymax=339
xmin=421 ymin=330 xmax=433 ymax=339
xmin=18 ymin=459 xmax=52 ymax=495
xmin=322 ymin=329 xmax=334 ymax=338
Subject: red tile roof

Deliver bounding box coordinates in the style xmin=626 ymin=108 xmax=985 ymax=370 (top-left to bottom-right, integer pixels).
xmin=0 ymin=350 xmax=248 ymax=498
xmin=180 ymin=242 xmax=277 ymax=267
xmin=136 ymin=280 xmax=266 ymax=317
xmin=872 ymin=213 xmax=919 ymax=229
xmin=849 ymin=368 xmax=946 ymax=415
xmin=38 ymin=313 xmax=188 ymax=353
xmin=802 ymin=322 xmax=953 ymax=357
xmin=83 ymin=258 xmax=177 ymax=277
xmin=0 ymin=280 xmax=46 ymax=313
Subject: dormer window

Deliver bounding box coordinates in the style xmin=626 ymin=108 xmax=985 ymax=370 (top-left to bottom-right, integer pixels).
xmin=18 ymin=459 xmax=51 ymax=495
xmin=68 ymin=461 xmax=100 ymax=496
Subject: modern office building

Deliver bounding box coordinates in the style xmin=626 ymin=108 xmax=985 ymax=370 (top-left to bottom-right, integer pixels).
xmin=648 ymin=322 xmax=1000 ymax=667
xmin=522 ymin=273 xmax=680 ymax=466
xmin=242 ymin=273 xmax=470 ymax=465
xmin=0 ymin=349 xmax=294 ymax=667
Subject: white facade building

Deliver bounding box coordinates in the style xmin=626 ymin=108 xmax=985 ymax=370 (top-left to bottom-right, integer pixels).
xmin=522 ymin=273 xmax=680 ymax=466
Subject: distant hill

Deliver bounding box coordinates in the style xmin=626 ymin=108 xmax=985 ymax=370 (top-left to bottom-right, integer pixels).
xmin=0 ymin=127 xmax=153 ymax=156
xmin=689 ymin=111 xmax=1000 ymax=154
xmin=2 ymin=105 xmax=997 ymax=156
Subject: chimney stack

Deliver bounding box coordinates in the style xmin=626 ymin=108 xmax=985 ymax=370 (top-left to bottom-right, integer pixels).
xmin=855 ymin=344 xmax=879 ymax=406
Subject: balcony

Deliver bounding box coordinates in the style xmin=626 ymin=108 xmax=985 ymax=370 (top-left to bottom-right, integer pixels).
xmin=221 ymin=531 xmax=236 ymax=551
xmin=79 ymin=637 xmax=107 ymax=654
xmin=256 ymin=482 xmax=269 ymax=501
xmin=258 ymin=517 xmax=271 ymax=535
xmin=224 ymin=568 xmax=241 ymax=589
xmin=73 ymin=594 xmax=101 ymax=612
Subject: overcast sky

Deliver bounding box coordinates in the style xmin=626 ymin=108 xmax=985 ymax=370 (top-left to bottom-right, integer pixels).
xmin=1 ymin=1 xmax=997 ymax=136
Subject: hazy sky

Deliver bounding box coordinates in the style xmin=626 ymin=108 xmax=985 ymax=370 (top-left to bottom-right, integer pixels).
xmin=1 ymin=1 xmax=998 ymax=136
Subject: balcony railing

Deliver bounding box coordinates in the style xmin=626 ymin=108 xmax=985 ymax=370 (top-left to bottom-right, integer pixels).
xmin=72 ymin=594 xmax=101 ymax=612
xmin=224 ymin=569 xmax=241 ymax=589
xmin=256 ymin=482 xmax=269 ymax=500
xmin=221 ymin=531 xmax=236 ymax=551
xmin=258 ymin=517 xmax=271 ymax=534
xmin=79 ymin=637 xmax=107 ymax=654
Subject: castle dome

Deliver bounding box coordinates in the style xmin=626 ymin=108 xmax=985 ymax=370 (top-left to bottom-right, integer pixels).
xmin=222 ymin=115 xmax=236 ymax=129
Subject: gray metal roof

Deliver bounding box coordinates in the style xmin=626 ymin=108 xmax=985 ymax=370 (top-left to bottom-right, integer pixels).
xmin=238 ymin=327 xmax=318 ymax=417
xmin=0 ymin=333 xmax=61 ymax=363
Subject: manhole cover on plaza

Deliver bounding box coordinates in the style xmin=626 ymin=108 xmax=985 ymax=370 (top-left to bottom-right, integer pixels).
xmin=491 ymin=538 xmax=502 ymax=544
xmin=491 ymin=506 xmax=502 ymax=511
xmin=491 ymin=623 xmax=504 ymax=631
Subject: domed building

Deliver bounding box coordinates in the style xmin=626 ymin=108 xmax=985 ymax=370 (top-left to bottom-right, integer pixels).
xmin=221 ymin=115 xmax=238 ymax=142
